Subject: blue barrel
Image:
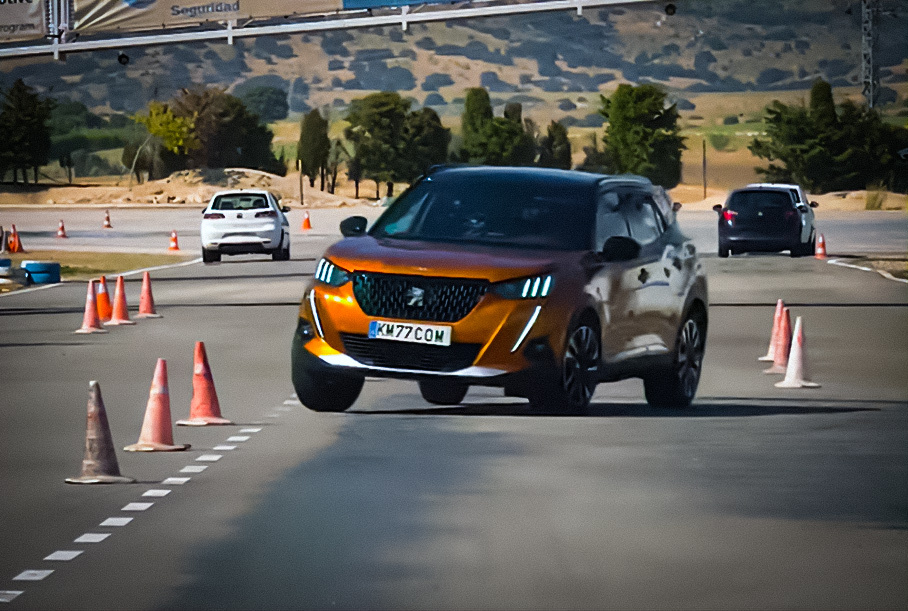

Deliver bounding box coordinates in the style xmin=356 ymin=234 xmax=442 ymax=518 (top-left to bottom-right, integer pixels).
xmin=20 ymin=261 xmax=61 ymax=284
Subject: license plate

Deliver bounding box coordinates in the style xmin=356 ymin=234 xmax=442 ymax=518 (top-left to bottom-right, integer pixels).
xmin=368 ymin=320 xmax=451 ymax=346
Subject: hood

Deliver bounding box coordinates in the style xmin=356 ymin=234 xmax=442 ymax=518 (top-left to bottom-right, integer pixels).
xmin=324 ymin=236 xmax=578 ymax=283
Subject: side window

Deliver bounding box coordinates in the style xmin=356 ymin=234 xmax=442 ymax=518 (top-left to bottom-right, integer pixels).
xmin=622 ymin=192 xmax=663 ymax=245
xmin=595 ymin=190 xmax=630 ymax=250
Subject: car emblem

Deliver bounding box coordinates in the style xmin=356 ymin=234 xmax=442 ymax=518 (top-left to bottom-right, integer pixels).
xmin=405 ymin=286 xmax=425 ymax=307
xmin=237 ymin=213 xmax=243 ymax=218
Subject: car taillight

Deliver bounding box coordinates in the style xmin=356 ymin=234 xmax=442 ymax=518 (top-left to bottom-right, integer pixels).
xmin=204 ymin=213 xmax=225 ymax=219
xmin=784 ymin=210 xmax=797 ymax=221
xmin=722 ymin=210 xmax=737 ymax=222
xmin=255 ymin=210 xmax=277 ymax=218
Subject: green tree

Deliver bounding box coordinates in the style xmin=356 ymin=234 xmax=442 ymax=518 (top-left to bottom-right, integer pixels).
xmin=0 ymin=79 xmax=55 ymax=184
xmin=297 ymin=108 xmax=330 ymax=189
xmin=347 ymin=155 xmax=363 ymax=199
xmin=461 ymin=87 xmax=494 ymax=162
xmin=537 ymin=121 xmax=572 ymax=169
xmin=577 ymin=132 xmax=614 ymax=174
xmin=400 ymin=107 xmax=451 ymax=181
xmin=345 ymin=91 xmax=411 ymax=197
xmin=238 ymin=86 xmax=289 ymax=123
xmin=129 ymin=101 xmax=198 ymax=184
xmin=48 ymin=99 xmax=106 ymax=135
xmin=599 ymin=83 xmax=684 ymax=188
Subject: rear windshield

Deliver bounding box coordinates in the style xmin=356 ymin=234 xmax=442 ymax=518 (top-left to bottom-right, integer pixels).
xmin=370 ymin=174 xmax=595 ymax=250
xmin=211 ymin=194 xmax=270 ymax=211
xmin=728 ymin=190 xmax=793 ymax=215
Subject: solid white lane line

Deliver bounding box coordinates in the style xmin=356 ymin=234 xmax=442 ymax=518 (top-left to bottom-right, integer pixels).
xmin=74 ymin=533 xmax=110 ymax=544
xmin=142 ymin=489 xmax=171 ymax=498
xmin=13 ymin=571 xmax=53 ymax=581
xmin=196 ymin=454 xmax=222 ymax=462
xmin=100 ymin=517 xmax=132 ymax=527
xmin=44 ymin=551 xmax=83 ymax=561
xmin=122 ymin=502 xmax=155 ymax=510
xmin=161 ymin=477 xmax=190 ymax=485
xmin=212 ymin=445 xmax=236 ymax=451
xmin=180 ymin=465 xmax=208 ymax=473
xmin=226 ymin=436 xmax=250 ymax=442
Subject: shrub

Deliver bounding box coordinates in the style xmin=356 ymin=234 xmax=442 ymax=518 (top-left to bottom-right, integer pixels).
xmin=865 ymin=183 xmax=888 ymax=210
xmin=708 ymin=133 xmax=732 ymax=151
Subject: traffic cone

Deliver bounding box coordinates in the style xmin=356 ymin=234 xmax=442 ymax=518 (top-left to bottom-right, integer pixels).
xmin=135 ymin=271 xmax=162 ymax=318
xmin=168 ymin=230 xmax=180 ymax=251
xmin=759 ymin=299 xmax=785 ymax=362
xmin=775 ymin=316 xmax=821 ymax=388
xmin=95 ymin=275 xmax=113 ymax=322
xmin=177 ymin=342 xmax=232 ymax=426
xmin=56 ymin=220 xmax=68 ymax=238
xmin=105 ymin=276 xmax=136 ymax=326
xmin=762 ymin=307 xmax=792 ymax=374
xmin=815 ymin=234 xmax=828 ymax=260
xmin=301 ymin=211 xmax=312 ymax=231
xmin=74 ymin=280 xmax=108 ymax=334
xmin=103 ymin=210 xmax=113 ymax=229
xmin=66 ymin=381 xmax=135 ymax=484
xmin=124 ymin=359 xmax=190 ymax=452
xmin=8 ymin=224 xmax=24 ymax=253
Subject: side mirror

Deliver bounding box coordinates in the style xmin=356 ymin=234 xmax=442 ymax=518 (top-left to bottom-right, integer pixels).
xmin=601 ymin=235 xmax=641 ymax=262
xmin=672 ymin=201 xmax=682 ymax=212
xmin=712 ymin=204 xmax=723 ymax=213
xmin=809 ymin=201 xmax=819 ymax=208
xmin=340 ymin=215 xmax=368 ymax=237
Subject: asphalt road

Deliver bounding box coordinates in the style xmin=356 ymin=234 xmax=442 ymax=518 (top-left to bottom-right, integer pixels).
xmin=0 ymin=208 xmax=906 ymax=610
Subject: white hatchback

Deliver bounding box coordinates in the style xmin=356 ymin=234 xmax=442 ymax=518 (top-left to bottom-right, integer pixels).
xmin=200 ymin=190 xmax=291 ymax=263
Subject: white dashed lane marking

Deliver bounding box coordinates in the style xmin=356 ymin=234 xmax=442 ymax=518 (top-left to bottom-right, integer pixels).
xmin=74 ymin=533 xmax=110 ymax=544
xmin=100 ymin=517 xmax=132 ymax=527
xmin=240 ymin=428 xmax=262 ymax=433
xmin=196 ymin=454 xmax=222 ymax=462
xmin=44 ymin=551 xmax=83 ymax=561
xmin=122 ymin=502 xmax=155 ymax=511
xmin=0 ymin=591 xmax=24 ymax=603
xmin=13 ymin=571 xmax=53 ymax=581
xmin=227 ymin=436 xmax=250 ymax=442
xmin=161 ymin=477 xmax=190 ymax=485
xmin=180 ymin=465 xmax=208 ymax=473
xmin=142 ymin=489 xmax=171 ymax=498
xmin=283 ymin=399 xmax=301 ymax=405
xmin=213 ymin=445 xmax=236 ymax=451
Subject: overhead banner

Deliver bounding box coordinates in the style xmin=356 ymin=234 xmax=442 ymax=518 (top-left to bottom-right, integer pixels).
xmin=73 ymin=0 xmax=342 ymax=34
xmin=0 ymin=0 xmax=47 ymax=43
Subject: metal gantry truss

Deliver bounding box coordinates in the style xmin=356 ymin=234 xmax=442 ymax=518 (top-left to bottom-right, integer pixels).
xmin=0 ymin=0 xmax=658 ymax=61
xmin=861 ymin=0 xmax=879 ymax=108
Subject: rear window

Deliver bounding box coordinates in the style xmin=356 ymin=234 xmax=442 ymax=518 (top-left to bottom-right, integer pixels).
xmin=212 ymin=194 xmax=270 ymax=211
xmin=370 ymin=174 xmax=595 ymax=250
xmin=728 ymin=190 xmax=793 ymax=216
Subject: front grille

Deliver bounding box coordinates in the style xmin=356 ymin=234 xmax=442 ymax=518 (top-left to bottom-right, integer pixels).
xmin=352 ymin=272 xmax=489 ymax=323
xmin=340 ymin=334 xmax=482 ymax=372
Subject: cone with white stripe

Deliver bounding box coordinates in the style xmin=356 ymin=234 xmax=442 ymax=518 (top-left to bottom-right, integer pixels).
xmin=759 ymin=299 xmax=785 ymax=362
xmin=762 ymin=307 xmax=792 ymax=374
xmin=177 ymin=341 xmax=232 ymax=426
xmin=124 ymin=359 xmax=190 ymax=452
xmin=775 ymin=316 xmax=820 ymax=388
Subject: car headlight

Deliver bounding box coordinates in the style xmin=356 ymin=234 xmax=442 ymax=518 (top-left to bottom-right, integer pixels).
xmin=492 ymin=275 xmax=554 ymax=299
xmin=314 ymin=258 xmax=351 ymax=287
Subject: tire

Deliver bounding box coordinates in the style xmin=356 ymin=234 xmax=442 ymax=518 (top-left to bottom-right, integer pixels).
xmin=292 ymin=364 xmax=364 ymax=412
xmin=419 ymin=380 xmax=468 ymax=405
xmin=718 ymin=241 xmax=730 ymax=258
xmin=272 ymin=234 xmax=290 ymax=261
xmin=202 ymin=248 xmax=221 ymax=263
xmin=527 ymin=319 xmax=600 ymax=414
xmin=644 ymin=308 xmax=706 ymax=408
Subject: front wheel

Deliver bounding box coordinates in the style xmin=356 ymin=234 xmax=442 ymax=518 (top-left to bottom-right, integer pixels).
xmin=419 ymin=380 xmax=468 ymax=405
xmin=527 ymin=319 xmax=600 ymax=414
xmin=644 ymin=310 xmax=706 ymax=408
xmin=292 ymin=365 xmax=364 ymax=412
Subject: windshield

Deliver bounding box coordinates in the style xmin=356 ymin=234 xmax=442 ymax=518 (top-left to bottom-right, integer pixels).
xmin=211 ymin=194 xmax=270 ymax=211
xmin=727 ymin=190 xmax=794 ymax=219
xmin=370 ymin=173 xmax=595 ymax=250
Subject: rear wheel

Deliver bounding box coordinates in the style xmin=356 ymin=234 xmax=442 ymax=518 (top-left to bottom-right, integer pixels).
xmin=272 ymin=234 xmax=290 ymax=261
xmin=528 ymin=319 xmax=600 ymax=414
xmin=718 ymin=241 xmax=730 ymax=258
xmin=202 ymin=248 xmax=221 ymax=263
xmin=293 ymin=365 xmax=364 ymax=412
xmin=419 ymin=380 xmax=468 ymax=405
xmin=644 ymin=308 xmax=705 ymax=408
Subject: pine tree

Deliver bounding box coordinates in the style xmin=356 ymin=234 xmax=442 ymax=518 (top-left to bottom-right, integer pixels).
xmin=297 ymin=108 xmax=330 ymax=188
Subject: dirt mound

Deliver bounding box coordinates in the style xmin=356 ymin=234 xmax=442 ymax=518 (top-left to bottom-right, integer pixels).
xmin=0 ymin=169 xmax=370 ymax=209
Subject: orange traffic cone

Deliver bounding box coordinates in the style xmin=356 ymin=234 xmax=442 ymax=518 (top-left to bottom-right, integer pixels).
xmin=301 ymin=211 xmax=312 ymax=231
xmin=95 ymin=275 xmax=113 ymax=322
xmin=758 ymin=299 xmax=786 ymax=362
xmin=105 ymin=276 xmax=136 ymax=326
xmin=168 ymin=230 xmax=180 ymax=251
xmin=177 ymin=342 xmax=232 ymax=426
xmin=74 ymin=280 xmax=108 ymax=334
xmin=103 ymin=210 xmax=113 ymax=229
xmin=8 ymin=224 xmax=24 ymax=253
xmin=56 ymin=220 xmax=68 ymax=238
xmin=135 ymin=271 xmax=162 ymax=318
xmin=775 ymin=316 xmax=821 ymax=388
xmin=124 ymin=359 xmax=190 ymax=452
xmin=66 ymin=381 xmax=135 ymax=484
xmin=815 ymin=234 xmax=828 ymax=260
xmin=762 ymin=306 xmax=792 ymax=374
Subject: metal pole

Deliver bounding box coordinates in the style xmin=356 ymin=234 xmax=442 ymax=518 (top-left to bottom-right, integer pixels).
xmin=861 ymin=0 xmax=879 ymax=108
xmin=702 ymin=138 xmax=707 ymax=199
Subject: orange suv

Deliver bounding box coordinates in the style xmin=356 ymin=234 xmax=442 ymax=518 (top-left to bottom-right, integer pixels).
xmin=292 ymin=166 xmax=708 ymax=413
